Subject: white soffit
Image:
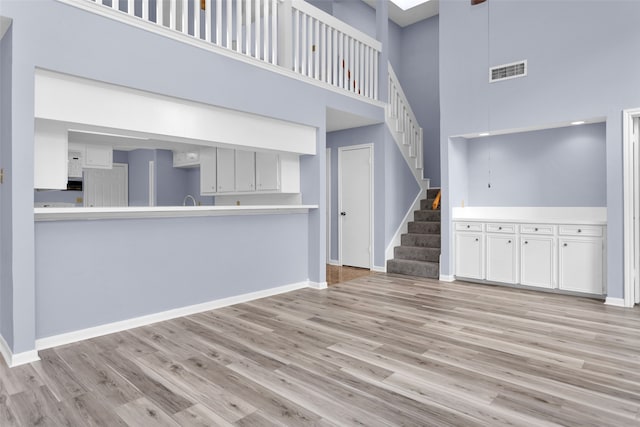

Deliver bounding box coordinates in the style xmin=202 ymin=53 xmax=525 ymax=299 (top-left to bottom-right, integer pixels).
xmin=326 ymin=107 xmax=381 ymax=132
xmin=363 ymin=0 xmax=439 ymax=28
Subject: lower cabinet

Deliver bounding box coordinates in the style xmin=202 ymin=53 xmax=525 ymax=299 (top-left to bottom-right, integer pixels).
xmin=454 ymin=232 xmax=484 ymax=280
xmin=486 ymin=234 xmax=517 ymax=284
xmin=559 ymin=237 xmax=604 ymax=294
xmin=454 ymin=220 xmax=606 ymax=295
xmin=520 ymin=236 xmax=554 ymax=289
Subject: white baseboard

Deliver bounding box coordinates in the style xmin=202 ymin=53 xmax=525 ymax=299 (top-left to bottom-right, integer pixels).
xmin=327 ymin=259 xmax=340 ymax=266
xmin=0 ymin=334 xmax=40 ymax=368
xmin=372 ymin=265 xmax=386 ymax=273
xmin=385 ymin=189 xmax=424 ymax=261
xmin=308 ymin=281 xmax=328 ymax=290
xmin=36 ymin=281 xmax=309 ymax=351
xmin=604 ymin=297 xmax=626 ymax=307
xmin=439 ymin=274 xmax=455 ymax=282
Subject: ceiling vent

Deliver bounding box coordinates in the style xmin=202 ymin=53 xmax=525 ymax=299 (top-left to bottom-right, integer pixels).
xmin=490 ymin=60 xmax=527 ymax=83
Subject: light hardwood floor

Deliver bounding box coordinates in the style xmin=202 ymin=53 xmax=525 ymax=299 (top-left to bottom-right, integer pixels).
xmin=2 ymin=275 xmax=640 ymax=426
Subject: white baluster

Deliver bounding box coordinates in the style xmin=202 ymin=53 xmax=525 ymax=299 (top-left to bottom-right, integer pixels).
xmin=216 ymin=0 xmax=222 ymax=45
xmin=271 ymin=0 xmax=278 ymax=64
xmin=338 ymin=32 xmax=343 ymax=89
xmin=226 ymin=0 xmax=232 ymax=48
xmin=263 ymin=0 xmax=269 ymax=60
xmin=128 ymin=0 xmax=134 ymax=15
xmin=373 ymin=52 xmax=378 ymax=100
xmin=355 ymin=41 xmax=360 ymax=94
xmin=254 ymin=0 xmax=260 ymax=59
xmin=293 ymin=9 xmax=299 ymax=72
xmin=349 ymin=37 xmax=354 ymax=92
xmin=364 ymin=46 xmax=370 ymax=98
xmin=246 ymin=0 xmax=252 ymax=55
xmin=331 ymin=28 xmax=337 ymax=86
xmin=169 ymin=0 xmax=176 ymax=30
xmin=320 ymin=23 xmax=326 ymax=83
xmin=205 ymin=0 xmax=212 ymax=41
xmin=142 ymin=0 xmax=148 ymax=20
xmin=313 ymin=19 xmax=319 ymax=79
xmin=236 ymin=0 xmax=242 ymax=52
xmin=157 ymin=0 xmax=163 ymax=26
xmin=112 ymin=0 xmax=118 ymax=10
xmin=193 ymin=0 xmax=200 ymax=38
xmin=301 ymin=14 xmax=307 ymax=76
xmin=181 ymin=0 xmax=188 ymax=33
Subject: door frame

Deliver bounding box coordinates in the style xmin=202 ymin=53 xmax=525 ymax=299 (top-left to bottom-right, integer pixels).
xmin=326 ymin=147 xmax=332 ymax=263
xmin=623 ymin=108 xmax=640 ymax=307
xmin=337 ymin=143 xmax=374 ymax=268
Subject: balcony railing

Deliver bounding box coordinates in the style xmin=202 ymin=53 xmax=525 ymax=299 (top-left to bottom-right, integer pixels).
xmin=81 ymin=0 xmax=382 ymax=101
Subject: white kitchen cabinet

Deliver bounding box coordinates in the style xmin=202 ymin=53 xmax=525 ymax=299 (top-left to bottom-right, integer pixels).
xmin=216 ymin=148 xmax=235 ymax=193
xmin=199 ymin=148 xmax=217 ymax=195
xmin=84 ymin=145 xmax=113 ymax=169
xmin=486 ymin=234 xmax=517 ymax=284
xmin=255 ymin=152 xmax=280 ymax=191
xmin=520 ymin=236 xmax=554 ymax=288
xmin=235 ymin=150 xmax=256 ymax=192
xmin=455 ymin=232 xmax=484 ymax=280
xmin=559 ymin=236 xmax=604 ymax=294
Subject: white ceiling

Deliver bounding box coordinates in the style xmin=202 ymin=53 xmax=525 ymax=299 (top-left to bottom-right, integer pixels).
xmin=363 ymin=0 xmax=439 ymax=28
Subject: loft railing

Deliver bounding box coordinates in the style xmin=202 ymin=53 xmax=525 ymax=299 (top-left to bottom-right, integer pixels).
xmin=387 ymin=63 xmax=424 ymax=183
xmin=82 ymin=0 xmax=381 ymax=101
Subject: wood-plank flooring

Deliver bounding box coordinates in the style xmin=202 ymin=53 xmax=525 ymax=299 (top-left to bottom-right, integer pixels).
xmin=2 ymin=275 xmax=640 ymax=426
xmin=326 ymin=264 xmax=375 ymax=286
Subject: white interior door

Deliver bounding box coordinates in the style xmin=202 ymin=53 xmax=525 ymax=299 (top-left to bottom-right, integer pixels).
xmin=84 ymin=163 xmax=128 ymax=207
xmin=339 ymin=145 xmax=372 ymax=268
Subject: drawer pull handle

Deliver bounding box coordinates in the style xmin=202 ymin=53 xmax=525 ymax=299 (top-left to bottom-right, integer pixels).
xmin=498 ymin=226 xmax=502 ymax=230
xmin=578 ymin=229 xmax=582 ymax=233
xmin=508 ymin=240 xmax=512 ymax=244
xmin=475 ymin=238 xmax=479 ymax=242
xmin=564 ymin=243 xmax=568 ymax=247
xmin=524 ymin=241 xmax=528 ymax=244
xmin=534 ymin=228 xmax=538 ymax=231
xmin=467 ymin=225 xmax=470 ymax=229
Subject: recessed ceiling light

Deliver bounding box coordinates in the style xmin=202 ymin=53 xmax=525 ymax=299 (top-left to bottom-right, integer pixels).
xmin=389 ymin=0 xmax=431 ymax=11
xmin=478 ymin=132 xmax=490 ymax=137
xmin=570 ymin=121 xmax=585 ymax=126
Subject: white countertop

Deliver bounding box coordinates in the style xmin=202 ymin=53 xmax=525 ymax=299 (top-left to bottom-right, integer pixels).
xmin=452 ymin=207 xmax=607 ymax=225
xmin=34 ymin=205 xmax=318 ymax=221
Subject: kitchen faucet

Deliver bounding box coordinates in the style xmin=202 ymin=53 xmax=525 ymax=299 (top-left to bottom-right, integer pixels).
xmin=183 ymin=195 xmax=197 ymax=206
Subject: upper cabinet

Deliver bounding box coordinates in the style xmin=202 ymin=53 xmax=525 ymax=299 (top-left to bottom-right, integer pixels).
xmin=235 ymin=150 xmax=256 ymax=192
xmin=68 ymin=142 xmax=113 ymax=172
xmin=256 ymin=152 xmax=280 ymax=191
xmin=216 ymin=147 xmax=236 ymax=193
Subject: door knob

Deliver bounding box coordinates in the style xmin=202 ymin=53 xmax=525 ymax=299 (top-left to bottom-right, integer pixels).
xmin=340 ymin=212 xmax=346 ymax=216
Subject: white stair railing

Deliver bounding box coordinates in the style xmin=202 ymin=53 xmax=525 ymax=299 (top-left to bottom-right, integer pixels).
xmin=387 ymin=63 xmax=425 ymax=187
xmin=78 ymin=0 xmax=381 ymax=101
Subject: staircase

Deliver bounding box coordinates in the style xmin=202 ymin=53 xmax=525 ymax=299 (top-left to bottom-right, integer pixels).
xmin=386 ymin=188 xmax=441 ymax=278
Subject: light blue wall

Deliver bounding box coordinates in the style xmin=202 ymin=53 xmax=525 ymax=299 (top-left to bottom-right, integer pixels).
xmin=1 ymin=0 xmax=385 ymax=351
xmin=155 ymin=149 xmax=189 ymax=206
xmin=466 ymin=123 xmax=606 ymax=207
xmin=0 ymin=26 xmax=12 ymax=348
xmin=400 ymin=16 xmax=439 ymax=186
xmin=127 ymin=149 xmax=154 ymax=207
xmin=333 ymin=0 xmax=376 ymax=39
xmin=387 ymin=18 xmax=402 ymax=74
xmin=35 ymin=213 xmax=309 ymax=338
xmin=186 ymin=167 xmax=214 ymax=206
xmin=326 ymin=123 xmax=417 ymax=268
xmin=440 ymin=0 xmax=640 ymax=298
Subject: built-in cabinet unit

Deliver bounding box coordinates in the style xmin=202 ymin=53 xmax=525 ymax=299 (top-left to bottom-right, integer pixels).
xmin=454 ymin=218 xmax=606 ymax=296
xmin=173 ymin=150 xmax=200 ymax=167
xmin=199 ymin=147 xmax=293 ymax=196
xmin=68 ymin=143 xmax=113 ymax=172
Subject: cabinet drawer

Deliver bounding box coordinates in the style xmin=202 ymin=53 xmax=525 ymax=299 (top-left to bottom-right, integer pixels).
xmin=455 ymin=222 xmax=483 ymax=232
xmin=486 ymin=223 xmax=516 ymax=234
xmin=558 ymin=225 xmax=603 ymax=237
xmin=520 ymin=224 xmax=555 ymax=235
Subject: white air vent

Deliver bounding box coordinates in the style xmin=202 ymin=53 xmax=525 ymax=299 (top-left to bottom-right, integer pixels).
xmin=489 ymin=60 xmax=527 ymax=82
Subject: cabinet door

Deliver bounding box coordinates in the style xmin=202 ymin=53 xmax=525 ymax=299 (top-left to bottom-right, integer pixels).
xmin=255 ymin=152 xmax=279 ymax=191
xmin=84 ymin=145 xmax=113 ymax=169
xmin=199 ymin=148 xmax=216 ymax=195
xmin=235 ymin=150 xmax=256 ymax=192
xmin=559 ymin=238 xmax=603 ymax=294
xmin=521 ymin=236 xmax=554 ymax=288
xmin=216 ymin=148 xmax=235 ymax=192
xmin=486 ymin=234 xmax=517 ymax=284
xmin=455 ymin=233 xmax=484 ymax=280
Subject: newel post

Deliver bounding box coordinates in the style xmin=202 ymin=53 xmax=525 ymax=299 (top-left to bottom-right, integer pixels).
xmin=277 ymin=0 xmax=293 ymax=70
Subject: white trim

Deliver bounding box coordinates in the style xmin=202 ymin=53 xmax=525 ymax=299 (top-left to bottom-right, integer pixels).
xmin=328 ymin=259 xmax=341 ymax=266
xmin=36 ymin=280 xmax=310 ymax=350
xmin=385 ymin=188 xmax=423 ymax=261
xmin=326 ymin=147 xmax=332 ymax=262
xmin=623 ymin=108 xmax=640 ymax=307
xmin=338 ymin=144 xmax=374 ymax=269
xmin=148 ymin=160 xmax=155 ymax=206
xmin=54 ymin=0 xmax=384 ymax=108
xmin=34 ymin=205 xmax=318 ymax=221
xmin=0 ymin=334 xmax=41 ymax=368
xmin=604 ymin=297 xmax=626 ymax=307
xmin=372 ymin=265 xmax=386 ymax=273
xmin=439 ymin=274 xmax=455 ymax=282
xmin=308 ymin=281 xmax=328 ymax=290
xmin=0 ymin=16 xmax=11 ymax=40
